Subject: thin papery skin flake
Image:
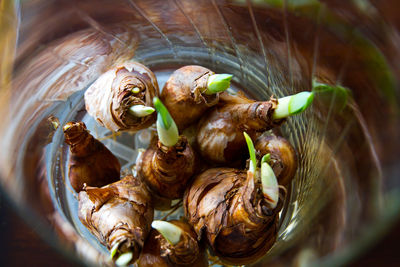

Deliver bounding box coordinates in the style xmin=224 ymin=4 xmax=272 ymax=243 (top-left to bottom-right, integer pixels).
xmin=138 ymin=220 xmax=208 ymax=267
xmin=84 ymin=61 xmax=159 ymax=132
xmin=78 ymin=175 xmax=154 ymax=265
xmin=184 ymin=168 xmax=281 ymax=265
xmin=160 ymin=65 xmax=220 ymax=131
xmin=63 ymin=121 xmax=121 ymax=192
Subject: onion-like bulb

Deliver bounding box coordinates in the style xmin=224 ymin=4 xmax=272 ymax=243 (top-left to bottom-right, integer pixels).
xmin=136 ymin=136 xmax=196 ymax=209
xmin=63 ymin=121 xmax=120 ymax=192
xmin=84 ymin=61 xmax=159 ymax=132
xmin=78 ymin=175 xmax=154 ymax=265
xmin=184 ymin=168 xmax=280 ymax=265
xmin=184 ymin=132 xmax=282 ymax=265
xmin=196 ymin=91 xmax=313 ymax=164
xmin=161 ymin=65 xmax=232 ymax=130
xmin=137 ymin=97 xmax=196 ymax=210
xmin=196 ymin=95 xmax=281 ymax=164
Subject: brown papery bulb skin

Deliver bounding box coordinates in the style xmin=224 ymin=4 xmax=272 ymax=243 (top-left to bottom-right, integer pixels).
xmin=196 ymin=95 xmax=283 ymax=164
xmin=255 ymin=135 xmax=298 ymax=187
xmin=137 ymin=136 xmax=196 ymax=207
xmin=63 ymin=121 xmax=120 ymax=192
xmin=78 ymin=175 xmax=154 ymax=265
xmin=84 ymin=61 xmax=159 ymax=132
xmin=160 ymin=65 xmax=219 ymax=131
xmin=138 ymin=220 xmax=208 ymax=267
xmin=184 ymin=168 xmax=281 ymax=265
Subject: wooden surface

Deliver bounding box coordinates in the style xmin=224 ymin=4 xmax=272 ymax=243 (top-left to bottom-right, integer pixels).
xmin=0 ymin=192 xmax=399 ymax=266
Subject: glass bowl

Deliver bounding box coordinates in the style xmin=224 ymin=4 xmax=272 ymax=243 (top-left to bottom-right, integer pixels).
xmin=0 ymin=0 xmax=399 ymax=266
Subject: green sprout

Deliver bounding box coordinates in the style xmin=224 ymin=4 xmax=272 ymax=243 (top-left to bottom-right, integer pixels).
xmin=128 ymin=105 xmax=155 ymax=117
xmin=115 ymin=252 xmax=133 ymax=266
xmin=261 ymin=153 xmax=271 ymax=164
xmin=260 ymin=153 xmax=279 ymax=209
xmin=244 ymin=132 xmax=257 ymax=174
xmin=243 ymin=134 xmax=279 ymax=208
xmin=153 ymin=97 xmax=179 ymax=147
xmin=272 ymin=91 xmax=314 ymax=120
xmin=151 ymin=220 xmax=182 ymax=245
xmin=205 ymin=74 xmax=233 ymax=95
xmin=131 ymin=87 xmax=140 ymax=94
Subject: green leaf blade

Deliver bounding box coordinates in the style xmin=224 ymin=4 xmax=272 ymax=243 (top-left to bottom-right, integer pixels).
xmin=153 ymin=97 xmax=179 ymax=147
xmin=153 ymin=97 xmax=173 ymax=130
xmin=312 ymin=79 xmax=351 ymax=111
xmin=243 ymin=132 xmax=257 ymax=174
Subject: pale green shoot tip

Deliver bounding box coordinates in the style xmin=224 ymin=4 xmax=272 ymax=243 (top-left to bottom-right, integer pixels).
xmin=131 ymin=87 xmax=140 ymax=94
xmin=129 ymin=105 xmax=155 ymax=117
xmin=205 ymin=74 xmax=233 ymax=95
xmin=272 ymin=91 xmax=314 ymax=120
xmin=115 ymin=252 xmax=133 ymax=266
xmin=244 ymin=132 xmax=257 ymax=174
xmin=261 ymin=155 xmax=279 ymax=209
xmin=152 ymin=220 xmax=182 ymax=245
xmin=261 ymin=153 xmax=271 ymax=164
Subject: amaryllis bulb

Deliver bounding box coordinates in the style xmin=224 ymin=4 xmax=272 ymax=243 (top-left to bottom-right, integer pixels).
xmin=184 ymin=134 xmax=282 ymax=265
xmin=160 ymin=65 xmax=232 ymax=130
xmin=184 ymin=135 xmax=283 ymax=265
xmin=197 ymin=91 xmax=312 ymax=164
xmin=137 ymin=100 xmax=196 ymax=209
xmin=184 ymin=166 xmax=281 ymax=265
xmin=78 ymin=175 xmax=154 ymax=265
xmin=63 ymin=121 xmax=120 ymax=192
xmin=84 ymin=61 xmax=159 ymax=132
xmin=196 ymin=94 xmax=282 ymax=164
